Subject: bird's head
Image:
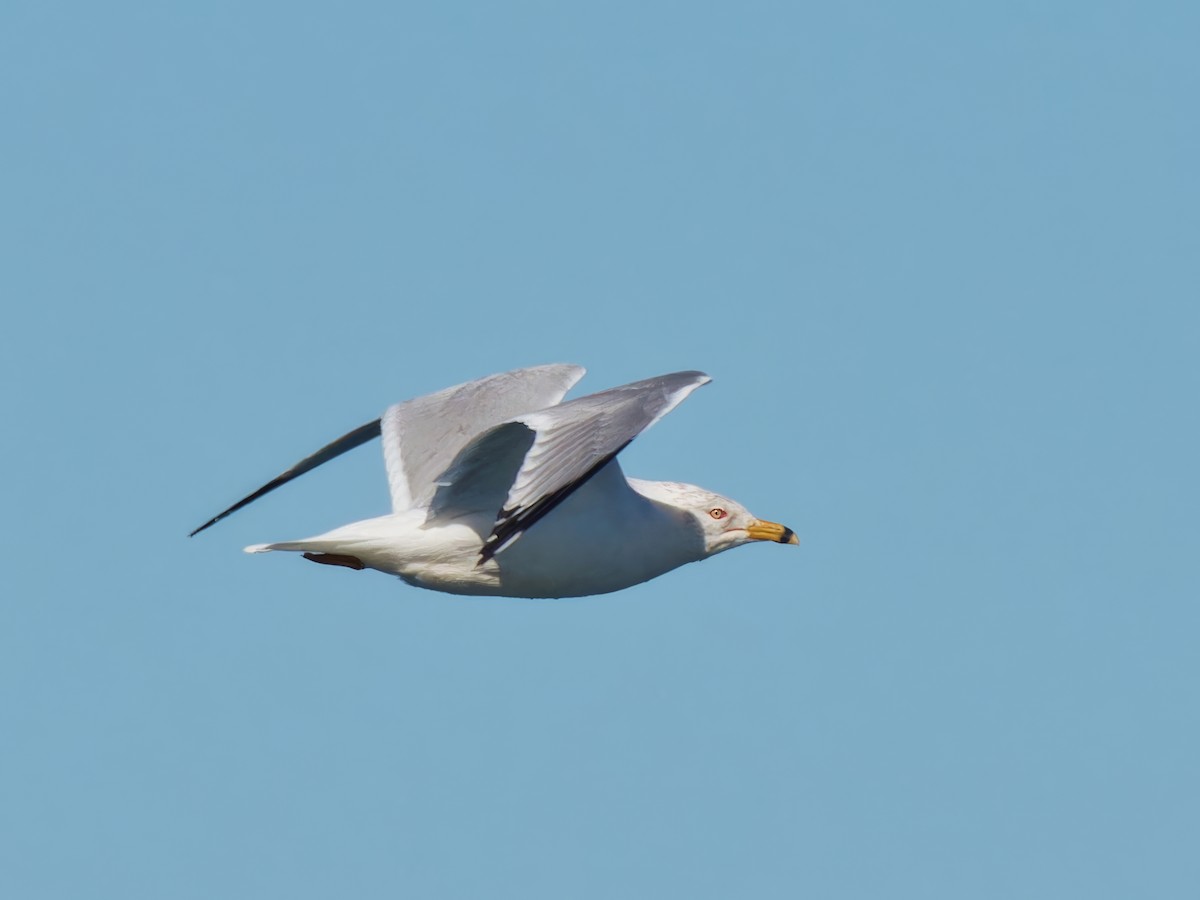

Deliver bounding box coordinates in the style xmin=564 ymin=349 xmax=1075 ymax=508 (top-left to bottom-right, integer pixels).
xmin=630 ymin=480 xmax=799 ymax=557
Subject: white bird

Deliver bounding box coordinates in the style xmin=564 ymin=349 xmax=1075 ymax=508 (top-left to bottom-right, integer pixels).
xmin=191 ymin=365 xmax=797 ymax=598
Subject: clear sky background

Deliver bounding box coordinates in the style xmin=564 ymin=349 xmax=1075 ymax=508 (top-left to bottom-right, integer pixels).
xmin=3 ymin=2 xmax=1198 ymax=898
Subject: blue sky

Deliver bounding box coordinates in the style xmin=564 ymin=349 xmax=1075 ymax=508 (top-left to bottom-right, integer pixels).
xmin=3 ymin=1 xmax=1198 ymax=897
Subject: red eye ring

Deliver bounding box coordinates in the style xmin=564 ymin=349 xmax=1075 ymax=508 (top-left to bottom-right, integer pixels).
xmin=709 ymin=508 xmax=727 ymax=520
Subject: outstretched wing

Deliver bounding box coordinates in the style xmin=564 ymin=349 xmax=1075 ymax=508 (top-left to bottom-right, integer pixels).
xmin=428 ymin=370 xmax=712 ymax=562
xmin=189 ymin=419 xmax=382 ymax=537
xmin=382 ymin=364 xmax=584 ymax=512
xmin=188 ymin=364 xmax=584 ymax=537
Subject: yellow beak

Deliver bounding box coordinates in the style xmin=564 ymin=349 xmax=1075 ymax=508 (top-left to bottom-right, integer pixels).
xmin=745 ymin=519 xmax=800 ymax=545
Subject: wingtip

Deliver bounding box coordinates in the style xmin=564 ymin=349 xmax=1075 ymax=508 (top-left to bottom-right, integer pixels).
xmin=668 ymin=370 xmax=712 ymax=387
xmin=543 ymin=363 xmax=586 ymax=391
xmin=188 ymin=519 xmax=217 ymax=538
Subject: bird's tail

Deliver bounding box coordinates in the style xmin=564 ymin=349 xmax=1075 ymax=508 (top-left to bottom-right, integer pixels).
xmin=244 ymin=539 xmax=343 ymax=554
xmin=245 ymin=541 xmax=368 ymax=570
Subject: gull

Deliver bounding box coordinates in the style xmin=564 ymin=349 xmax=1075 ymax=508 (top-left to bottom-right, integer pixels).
xmin=191 ymin=365 xmax=798 ymax=598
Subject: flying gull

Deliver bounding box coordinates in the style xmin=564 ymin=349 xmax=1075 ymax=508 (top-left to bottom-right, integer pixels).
xmin=191 ymin=365 xmax=798 ymax=597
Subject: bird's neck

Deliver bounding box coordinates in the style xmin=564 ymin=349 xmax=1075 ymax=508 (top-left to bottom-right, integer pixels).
xmin=624 ymin=478 xmax=708 ymax=565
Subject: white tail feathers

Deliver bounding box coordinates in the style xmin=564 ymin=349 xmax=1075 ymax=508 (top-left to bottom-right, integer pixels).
xmin=244 ymin=539 xmax=350 ymax=554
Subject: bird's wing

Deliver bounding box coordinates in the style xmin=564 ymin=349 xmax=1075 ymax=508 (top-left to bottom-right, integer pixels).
xmin=382 ymin=364 xmax=584 ymax=512
xmin=189 ymin=419 xmax=382 ymax=537
xmin=188 ymin=364 xmax=583 ymax=537
xmin=428 ymin=371 xmax=711 ymax=562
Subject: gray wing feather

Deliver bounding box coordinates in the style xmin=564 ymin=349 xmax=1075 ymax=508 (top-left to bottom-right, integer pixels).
xmin=475 ymin=370 xmax=711 ymax=560
xmin=426 ymin=422 xmax=536 ymax=525
xmin=382 ymin=364 xmax=584 ymax=512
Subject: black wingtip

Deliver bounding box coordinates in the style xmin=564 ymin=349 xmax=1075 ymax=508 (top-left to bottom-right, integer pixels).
xmin=188 ymin=417 xmax=383 ymax=538
xmin=189 ymin=514 xmax=226 ymax=538
xmin=476 ymin=440 xmax=632 ymax=563
xmin=476 ymin=530 xmax=506 ymax=567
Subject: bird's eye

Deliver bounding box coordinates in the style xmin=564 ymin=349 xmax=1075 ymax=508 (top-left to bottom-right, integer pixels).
xmin=709 ymin=508 xmax=728 ymax=520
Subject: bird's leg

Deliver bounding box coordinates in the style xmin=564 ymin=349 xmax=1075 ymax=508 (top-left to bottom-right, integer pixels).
xmin=302 ymin=552 xmax=366 ymax=571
